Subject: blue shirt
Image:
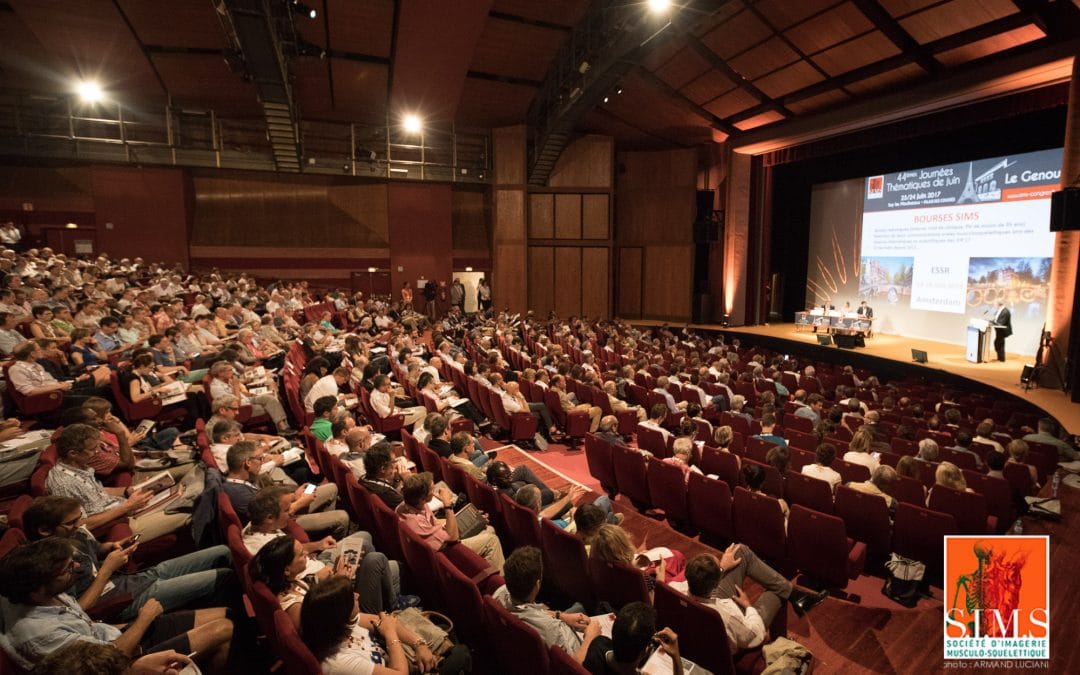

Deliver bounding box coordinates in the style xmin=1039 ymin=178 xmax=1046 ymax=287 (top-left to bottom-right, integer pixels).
xmin=93 ymin=330 xmax=120 ymax=353
xmin=0 ymin=594 xmax=121 ymax=669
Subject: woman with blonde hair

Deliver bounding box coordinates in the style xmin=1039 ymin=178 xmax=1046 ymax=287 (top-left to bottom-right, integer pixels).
xmin=928 ymin=461 xmax=972 ymax=506
xmin=1006 ymin=439 xmax=1041 ymax=490
xmin=712 ymin=424 xmax=734 ymax=450
xmin=589 ymin=524 xmax=685 ymax=597
xmin=843 ymin=428 xmax=880 ymax=473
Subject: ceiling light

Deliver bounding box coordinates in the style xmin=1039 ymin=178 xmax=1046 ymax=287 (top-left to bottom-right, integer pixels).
xmin=75 ymin=80 xmax=103 ymax=103
xmin=617 ymin=88 xmax=623 ymax=95
xmin=367 ymin=267 xmax=377 ymax=273
xmin=648 ymin=0 xmax=671 ymax=12
xmin=65 ymin=222 xmax=78 ymax=229
xmin=603 ymin=96 xmax=609 ymax=103
xmin=465 ymin=267 xmax=473 ymax=272
xmin=292 ymin=1 xmax=316 ymax=20
xmin=402 ymin=113 xmax=422 ymax=134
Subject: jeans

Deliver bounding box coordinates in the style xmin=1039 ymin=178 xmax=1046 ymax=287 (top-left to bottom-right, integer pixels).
xmin=120 ymin=545 xmax=235 ymax=621
xmin=509 ymin=465 xmax=553 ymax=505
xmin=317 ymin=532 xmax=402 ymax=613
xmin=469 ymin=448 xmax=492 ymax=468
xmin=714 ymin=544 xmax=792 ymax=627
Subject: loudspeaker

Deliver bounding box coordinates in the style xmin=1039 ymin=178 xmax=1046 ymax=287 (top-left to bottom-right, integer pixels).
xmin=816 ymin=334 xmax=832 ymax=346
xmin=1020 ymin=364 xmax=1036 ymax=383
xmin=1049 ymin=188 xmax=1080 ymax=232
xmin=911 ymin=349 xmax=928 ymax=363
xmin=833 ymin=333 xmax=860 ymax=348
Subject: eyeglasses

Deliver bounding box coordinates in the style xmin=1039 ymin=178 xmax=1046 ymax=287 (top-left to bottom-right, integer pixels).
xmin=61 ymin=515 xmax=82 ymax=528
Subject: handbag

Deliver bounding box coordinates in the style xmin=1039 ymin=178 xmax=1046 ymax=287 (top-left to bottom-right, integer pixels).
xmin=882 ymin=553 xmax=925 ymax=608
xmin=394 ymin=607 xmax=455 ymax=668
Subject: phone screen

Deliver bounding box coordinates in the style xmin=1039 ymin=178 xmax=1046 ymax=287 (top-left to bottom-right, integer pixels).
xmin=304 ymin=484 xmax=317 ymax=495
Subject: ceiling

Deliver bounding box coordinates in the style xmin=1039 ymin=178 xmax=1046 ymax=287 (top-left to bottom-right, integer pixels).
xmin=0 ymin=0 xmax=1078 ymax=151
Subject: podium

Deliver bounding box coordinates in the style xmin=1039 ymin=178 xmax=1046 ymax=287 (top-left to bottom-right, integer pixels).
xmin=966 ymin=318 xmax=990 ymax=363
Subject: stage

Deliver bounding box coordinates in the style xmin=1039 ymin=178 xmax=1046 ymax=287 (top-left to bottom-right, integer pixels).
xmin=626 ymin=320 xmax=1080 ymax=435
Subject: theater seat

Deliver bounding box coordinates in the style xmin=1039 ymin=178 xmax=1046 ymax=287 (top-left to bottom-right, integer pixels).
xmin=482 ymin=595 xmax=551 ymax=673
xmin=927 ymin=484 xmax=997 ymax=534
xmin=892 ymin=503 xmax=956 ymax=586
xmin=834 ymin=485 xmax=892 ymax=562
xmin=646 ymin=456 xmax=689 ymax=526
xmin=785 ymin=470 xmax=835 ymax=515
xmin=687 ymin=472 xmax=733 ymax=548
xmin=611 ymin=444 xmax=650 ymax=511
xmin=788 ymin=505 xmax=866 ymax=591
xmin=732 ymin=487 xmax=788 ymax=570
xmin=584 ymin=433 xmax=618 ymax=497
xmin=587 ymin=556 xmax=650 ymax=611
xmin=273 ymin=610 xmax=324 ymax=675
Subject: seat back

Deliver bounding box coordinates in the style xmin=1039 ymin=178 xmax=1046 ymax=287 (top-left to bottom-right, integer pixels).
xmin=1003 ymin=462 xmax=1037 ymax=497
xmin=788 ymin=505 xmax=862 ymax=590
xmin=699 ymin=445 xmax=741 ymax=490
xmin=636 ymin=424 xmax=672 ymax=459
xmin=273 ymin=610 xmax=323 ymax=675
xmin=417 ymin=442 xmax=445 ymax=482
xmin=549 ymin=644 xmax=591 ymax=675
xmin=892 ymin=502 xmax=956 ymax=585
xmin=653 ymin=582 xmax=736 ymax=675
xmin=835 ymin=459 xmax=871 ymax=485
xmin=964 ymin=471 xmax=1013 ymax=533
xmin=784 ymin=470 xmax=835 ymax=514
xmin=433 ymin=553 xmax=487 ymax=647
xmin=732 ymin=486 xmax=787 ymax=566
xmin=248 ymin=580 xmax=283 ymax=642
xmin=927 ymin=484 xmax=994 ymax=534
xmin=482 ymin=595 xmax=551 ymax=673
xmin=0 ymin=526 xmax=27 ymax=559
xmin=499 ymin=492 xmax=542 ymax=552
xmin=611 ymin=444 xmax=650 ymax=509
xmin=646 ymin=457 xmax=689 ymax=523
xmin=398 ymin=522 xmax=445 ymax=609
xmin=587 ymin=556 xmax=650 ymax=610
xmin=369 ymin=496 xmax=405 ymax=562
xmin=893 ymin=474 xmax=928 ymax=505
xmin=584 ymin=433 xmax=618 ymax=496
xmin=225 ymin=524 xmax=253 ymax=593
xmin=834 ymin=485 xmax=892 ymax=561
xmin=539 ymin=519 xmax=595 ymax=610
xmin=687 ymin=472 xmax=733 ymax=547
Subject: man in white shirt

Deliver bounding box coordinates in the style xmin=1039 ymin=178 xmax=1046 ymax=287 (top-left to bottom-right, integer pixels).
xmin=669 ymin=546 xmax=826 ymax=653
xmin=370 ymin=374 xmax=425 ymax=431
xmin=304 ymin=367 xmax=350 ymax=413
xmin=801 ymin=443 xmax=842 ymax=491
xmin=652 ymin=377 xmax=687 ymax=414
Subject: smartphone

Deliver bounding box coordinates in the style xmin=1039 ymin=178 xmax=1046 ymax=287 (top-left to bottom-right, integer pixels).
xmin=129 ymin=533 xmax=142 ymax=544
xmin=304 ymin=483 xmax=317 ymax=495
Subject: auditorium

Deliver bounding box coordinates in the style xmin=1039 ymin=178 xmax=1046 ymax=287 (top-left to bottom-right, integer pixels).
xmin=0 ymin=1 xmax=1078 ymax=674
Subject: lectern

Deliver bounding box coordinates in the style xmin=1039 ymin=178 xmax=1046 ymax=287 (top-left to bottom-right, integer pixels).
xmin=966 ymin=318 xmax=990 ymax=363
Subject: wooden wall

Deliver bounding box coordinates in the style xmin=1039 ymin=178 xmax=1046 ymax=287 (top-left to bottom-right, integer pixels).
xmin=615 ymin=148 xmax=697 ymax=321
xmin=491 ymin=125 xmax=528 ymax=312
xmin=525 ymin=135 xmax=614 ymax=320
xmin=452 ymin=188 xmax=491 ymax=270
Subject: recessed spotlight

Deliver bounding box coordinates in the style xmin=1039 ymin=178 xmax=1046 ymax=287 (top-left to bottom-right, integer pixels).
xmin=617 ymin=88 xmax=623 ymax=95
xmin=367 ymin=267 xmax=377 ymax=273
xmin=402 ymin=113 xmax=422 ymax=134
xmin=65 ymin=222 xmax=78 ymax=229
xmin=75 ymin=80 xmax=103 ymax=103
xmin=603 ymin=96 xmax=609 ymax=103
xmin=292 ymin=1 xmax=316 ymax=20
xmin=648 ymin=0 xmax=671 ymax=13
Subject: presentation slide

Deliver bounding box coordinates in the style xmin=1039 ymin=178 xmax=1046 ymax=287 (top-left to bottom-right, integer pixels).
xmin=805 ymin=148 xmax=1062 ymax=356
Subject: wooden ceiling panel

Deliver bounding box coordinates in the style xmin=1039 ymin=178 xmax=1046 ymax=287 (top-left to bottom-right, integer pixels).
xmin=733 ymin=109 xmax=785 ymax=131
xmin=728 ymin=37 xmax=800 ymax=80
xmin=581 ymin=109 xmax=677 ymax=150
xmin=690 ymin=0 xmax=750 ymax=38
xmin=327 ymin=0 xmax=394 ymax=58
xmin=703 ymin=87 xmax=760 ymax=119
xmin=291 ymin=58 xmax=336 ymax=120
xmin=605 ymin=72 xmax=712 ymax=140
xmin=0 ymin=9 xmax=66 ymax=92
xmin=879 ymin=0 xmax=943 ymax=18
xmin=491 ymin=0 xmax=590 ymax=28
xmin=811 ymin=30 xmax=902 ymax=76
xmin=116 ymin=0 xmax=228 ymax=50
xmin=151 ymin=53 xmax=259 ymax=116
xmin=934 ymin=23 xmax=1046 ymax=67
xmin=330 ymin=59 xmax=389 ymax=125
xmin=784 ymin=2 xmax=874 ymax=55
xmin=9 ymin=0 xmax=164 ymax=103
xmin=700 ymin=8 xmax=773 ymax=60
xmin=680 ymin=70 xmax=737 ymax=106
xmin=899 ymin=0 xmax=1019 ymax=45
xmin=640 ymin=37 xmax=688 ymax=73
xmin=653 ymin=46 xmax=712 ymax=90
xmin=470 ymin=18 xmax=564 ymax=81
xmin=844 ymin=62 xmax=925 ymax=96
xmin=455 ymin=77 xmax=535 ymax=129
xmin=755 ymin=0 xmax=845 ymax=30
xmin=785 ymin=88 xmax=851 ymax=114
xmin=754 ymin=60 xmax=826 ymax=99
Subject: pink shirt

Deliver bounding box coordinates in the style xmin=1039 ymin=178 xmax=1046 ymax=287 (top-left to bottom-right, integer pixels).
xmin=396 ymin=502 xmax=450 ymax=550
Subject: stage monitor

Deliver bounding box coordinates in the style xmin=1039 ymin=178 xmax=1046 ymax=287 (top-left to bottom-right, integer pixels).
xmin=806 ymin=147 xmax=1062 ymax=358
xmin=816 ymin=334 xmax=832 ymax=346
xmin=911 ymin=349 xmax=928 ymax=363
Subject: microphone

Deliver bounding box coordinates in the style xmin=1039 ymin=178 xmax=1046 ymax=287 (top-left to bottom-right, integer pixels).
xmin=982 ymin=308 xmax=990 ymax=316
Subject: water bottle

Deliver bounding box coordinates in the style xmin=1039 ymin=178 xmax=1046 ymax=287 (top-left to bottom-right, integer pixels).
xmin=1013 ymin=518 xmax=1023 ymax=535
xmin=1052 ymin=471 xmax=1060 ymax=499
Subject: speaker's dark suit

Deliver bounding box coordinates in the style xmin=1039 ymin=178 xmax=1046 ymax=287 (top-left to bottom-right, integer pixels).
xmin=993 ymin=307 xmax=1012 ymax=361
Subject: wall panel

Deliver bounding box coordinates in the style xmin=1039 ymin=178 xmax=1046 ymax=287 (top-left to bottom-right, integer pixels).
xmin=553 ymin=247 xmax=582 ymax=317
xmin=580 ymin=247 xmax=609 ymax=319
xmin=581 ymin=194 xmax=609 ymax=239
xmin=643 ymin=245 xmax=694 ymax=320
xmin=528 ymin=193 xmax=554 ymax=238
xmin=387 ymin=183 xmax=454 ymax=295
xmin=618 ymin=247 xmax=643 ymax=318
xmin=494 ymin=189 xmax=526 ymax=241
xmin=554 ymin=193 xmax=582 ymax=239
xmin=451 ymin=189 xmax=489 ymax=256
xmin=548 ymin=135 xmax=614 ymax=188
xmin=527 ymin=246 xmax=555 ymax=318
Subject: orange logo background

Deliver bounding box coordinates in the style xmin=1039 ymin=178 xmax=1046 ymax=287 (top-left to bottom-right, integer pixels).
xmin=944 ymin=536 xmax=1049 ymax=639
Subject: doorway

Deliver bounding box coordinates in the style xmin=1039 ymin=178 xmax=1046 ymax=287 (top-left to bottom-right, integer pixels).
xmin=452 ymin=271 xmax=486 ymax=314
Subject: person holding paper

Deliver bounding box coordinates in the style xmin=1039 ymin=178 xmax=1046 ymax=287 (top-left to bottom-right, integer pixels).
xmin=991 ymin=300 xmax=1012 ymax=362
xmin=494 ymin=546 xmax=602 ymax=664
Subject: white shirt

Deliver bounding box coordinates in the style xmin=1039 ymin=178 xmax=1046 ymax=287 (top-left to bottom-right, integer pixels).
xmin=801 ymin=464 xmax=842 ymax=491
xmin=843 ymin=451 xmax=880 ymax=474
xmin=668 ymin=580 xmax=765 ymax=652
xmin=370 ymin=388 xmax=394 ymax=418
xmin=305 ymin=374 xmax=340 ymax=412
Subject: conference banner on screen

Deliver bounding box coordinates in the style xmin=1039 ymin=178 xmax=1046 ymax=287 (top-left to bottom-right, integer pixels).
xmin=805 ymin=148 xmax=1062 ymax=356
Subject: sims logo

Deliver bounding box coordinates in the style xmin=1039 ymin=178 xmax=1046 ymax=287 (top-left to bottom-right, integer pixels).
xmin=943 ymin=536 xmax=1049 ymax=661
xmin=867 ymin=175 xmax=884 ymax=199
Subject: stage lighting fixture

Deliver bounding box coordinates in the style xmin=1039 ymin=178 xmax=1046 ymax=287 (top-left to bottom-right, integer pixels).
xmin=603 ymin=96 xmax=609 ymax=103
xmin=402 ymin=113 xmax=422 ymax=134
xmin=367 ymin=267 xmax=377 ymax=273
xmin=292 ymin=1 xmax=316 ymax=20
xmin=648 ymin=0 xmax=672 ymax=13
xmin=76 ymin=80 xmax=103 ymax=103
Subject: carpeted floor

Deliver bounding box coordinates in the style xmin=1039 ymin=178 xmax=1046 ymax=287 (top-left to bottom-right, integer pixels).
xmin=479 ymin=436 xmax=957 ymax=675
